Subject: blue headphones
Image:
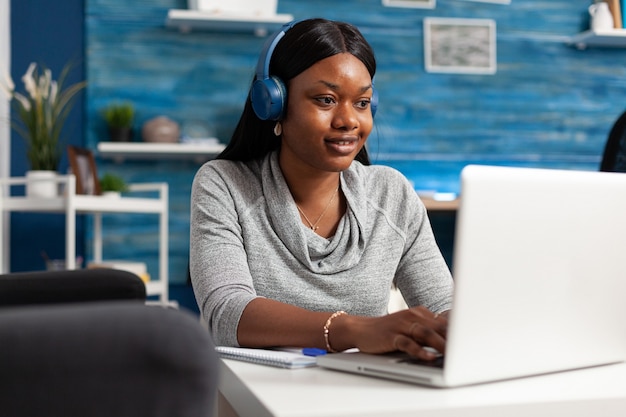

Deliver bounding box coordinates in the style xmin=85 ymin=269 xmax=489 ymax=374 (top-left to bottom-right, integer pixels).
xmin=250 ymin=20 xmax=378 ymax=121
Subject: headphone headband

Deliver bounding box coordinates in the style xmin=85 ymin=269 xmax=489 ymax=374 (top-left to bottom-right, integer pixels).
xmin=255 ymin=20 xmax=302 ymax=83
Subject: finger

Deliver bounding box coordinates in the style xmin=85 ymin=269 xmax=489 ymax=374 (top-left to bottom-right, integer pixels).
xmin=407 ymin=307 xmax=448 ymax=338
xmin=432 ymin=313 xmax=448 ymax=337
xmin=393 ymin=335 xmax=439 ymax=360
xmin=408 ymin=306 xmax=444 ymax=325
xmin=434 ymin=310 xmax=450 ymax=323
xmin=407 ymin=322 xmax=446 ymax=355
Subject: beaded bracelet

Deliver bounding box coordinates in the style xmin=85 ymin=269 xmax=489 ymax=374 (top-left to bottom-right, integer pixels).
xmin=323 ymin=310 xmax=347 ymax=353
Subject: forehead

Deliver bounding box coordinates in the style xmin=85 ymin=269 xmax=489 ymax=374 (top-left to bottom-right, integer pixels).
xmin=291 ymin=53 xmax=372 ymax=89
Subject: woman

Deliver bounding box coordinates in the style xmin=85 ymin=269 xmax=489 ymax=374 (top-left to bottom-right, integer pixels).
xmin=190 ymin=18 xmax=453 ymax=360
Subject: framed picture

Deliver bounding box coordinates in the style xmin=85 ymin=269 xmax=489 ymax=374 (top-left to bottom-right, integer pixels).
xmin=424 ymin=17 xmax=497 ymax=75
xmin=67 ymin=146 xmax=101 ymax=195
xmin=382 ymin=0 xmax=436 ymax=9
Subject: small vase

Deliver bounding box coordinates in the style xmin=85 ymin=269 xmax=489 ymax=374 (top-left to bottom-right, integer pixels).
xmin=142 ymin=116 xmax=180 ymax=143
xmin=589 ymin=2 xmax=614 ymax=31
xmin=26 ymin=170 xmax=58 ymax=198
xmin=108 ymin=126 xmax=133 ymax=142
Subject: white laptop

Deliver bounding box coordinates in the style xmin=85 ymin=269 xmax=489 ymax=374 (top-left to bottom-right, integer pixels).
xmin=317 ymin=164 xmax=626 ymax=387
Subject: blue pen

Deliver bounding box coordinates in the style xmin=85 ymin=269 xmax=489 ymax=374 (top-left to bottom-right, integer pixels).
xmin=302 ymin=347 xmax=327 ymax=356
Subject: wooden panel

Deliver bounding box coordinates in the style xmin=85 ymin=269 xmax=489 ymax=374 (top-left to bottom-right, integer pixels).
xmin=85 ymin=0 xmax=626 ymax=283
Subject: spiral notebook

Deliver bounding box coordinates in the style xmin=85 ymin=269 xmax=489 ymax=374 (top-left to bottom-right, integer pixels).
xmin=215 ymin=346 xmax=318 ymax=369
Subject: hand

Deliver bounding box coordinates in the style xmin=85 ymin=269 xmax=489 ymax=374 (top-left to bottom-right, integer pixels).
xmin=346 ymin=306 xmax=448 ymax=361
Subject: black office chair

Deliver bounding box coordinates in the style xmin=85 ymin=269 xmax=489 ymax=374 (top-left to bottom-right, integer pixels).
xmin=0 ymin=268 xmax=146 ymax=306
xmin=600 ymin=110 xmax=626 ymax=172
xmin=0 ymin=268 xmax=219 ymax=417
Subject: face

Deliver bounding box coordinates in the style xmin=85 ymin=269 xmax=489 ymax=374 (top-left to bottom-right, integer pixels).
xmin=279 ymin=53 xmax=374 ymax=175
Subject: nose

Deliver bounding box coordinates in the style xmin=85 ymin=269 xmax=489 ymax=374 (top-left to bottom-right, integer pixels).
xmin=331 ymin=102 xmax=359 ymax=131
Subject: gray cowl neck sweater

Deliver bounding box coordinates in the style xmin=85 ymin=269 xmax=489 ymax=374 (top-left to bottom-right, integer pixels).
xmin=190 ymin=151 xmax=453 ymax=346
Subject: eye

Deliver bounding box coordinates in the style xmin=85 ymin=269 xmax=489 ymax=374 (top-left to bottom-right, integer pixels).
xmin=356 ymin=99 xmax=371 ymax=110
xmin=315 ymin=96 xmax=336 ymax=106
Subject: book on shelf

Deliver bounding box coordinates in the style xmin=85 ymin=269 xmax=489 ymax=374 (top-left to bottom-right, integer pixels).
xmin=607 ymin=0 xmax=623 ymax=29
xmin=215 ymin=346 xmax=318 ymax=369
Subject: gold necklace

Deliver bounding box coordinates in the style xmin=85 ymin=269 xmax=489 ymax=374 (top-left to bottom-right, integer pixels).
xmin=296 ymin=186 xmax=340 ymax=232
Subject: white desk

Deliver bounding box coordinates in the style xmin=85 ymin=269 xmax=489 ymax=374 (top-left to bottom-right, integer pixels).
xmin=420 ymin=196 xmax=459 ymax=212
xmin=218 ymin=359 xmax=626 ymax=417
xmin=0 ymin=175 xmax=169 ymax=301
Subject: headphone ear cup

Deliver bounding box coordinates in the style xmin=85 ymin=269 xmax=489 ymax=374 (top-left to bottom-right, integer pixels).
xmin=251 ymin=75 xmax=287 ymax=121
xmin=370 ymin=86 xmax=378 ymax=118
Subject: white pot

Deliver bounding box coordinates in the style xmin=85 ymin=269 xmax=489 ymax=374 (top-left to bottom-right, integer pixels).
xmin=26 ymin=170 xmax=58 ymax=198
xmin=102 ymin=191 xmax=121 ymax=198
xmin=589 ymin=2 xmax=614 ymax=32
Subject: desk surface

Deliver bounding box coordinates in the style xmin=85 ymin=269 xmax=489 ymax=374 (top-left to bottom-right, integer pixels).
xmin=420 ymin=196 xmax=459 ymax=211
xmin=219 ymin=359 xmax=626 ymax=417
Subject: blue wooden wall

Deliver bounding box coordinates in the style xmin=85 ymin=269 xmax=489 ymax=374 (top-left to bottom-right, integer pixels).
xmin=9 ymin=0 xmax=87 ymax=272
xmin=85 ymin=0 xmax=626 ymax=284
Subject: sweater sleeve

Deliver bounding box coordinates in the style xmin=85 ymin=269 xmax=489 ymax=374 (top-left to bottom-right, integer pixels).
xmin=391 ymin=176 xmax=454 ymax=313
xmin=189 ymin=162 xmax=259 ymax=346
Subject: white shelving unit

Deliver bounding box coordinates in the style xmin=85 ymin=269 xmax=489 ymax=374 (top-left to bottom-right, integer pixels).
xmin=97 ymin=141 xmax=226 ymax=163
xmin=166 ymin=9 xmax=293 ymax=36
xmin=570 ymin=28 xmax=626 ymax=49
xmin=0 ymin=175 xmax=170 ymax=302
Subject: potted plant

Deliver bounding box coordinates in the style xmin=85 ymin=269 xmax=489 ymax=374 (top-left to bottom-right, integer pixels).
xmin=102 ymin=102 xmax=135 ymax=142
xmin=1 ymin=62 xmax=86 ymax=197
xmin=99 ymin=172 xmax=129 ymax=198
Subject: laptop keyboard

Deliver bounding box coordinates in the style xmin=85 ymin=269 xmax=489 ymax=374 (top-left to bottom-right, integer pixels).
xmin=398 ymin=356 xmax=445 ymax=369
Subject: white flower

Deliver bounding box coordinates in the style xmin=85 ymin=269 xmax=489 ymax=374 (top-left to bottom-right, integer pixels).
xmin=22 ymin=62 xmax=37 ymax=100
xmin=49 ymin=80 xmax=58 ymax=104
xmin=13 ymin=92 xmax=31 ymax=112
xmin=39 ymin=68 xmax=52 ymax=100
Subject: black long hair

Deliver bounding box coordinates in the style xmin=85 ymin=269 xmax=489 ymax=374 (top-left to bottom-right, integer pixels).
xmin=217 ymin=18 xmax=377 ymax=165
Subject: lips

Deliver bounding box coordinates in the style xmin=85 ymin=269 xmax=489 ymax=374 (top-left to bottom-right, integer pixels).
xmin=325 ymin=136 xmax=360 ymax=155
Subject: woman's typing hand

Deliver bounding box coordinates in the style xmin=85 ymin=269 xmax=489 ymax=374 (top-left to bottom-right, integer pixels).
xmin=330 ymin=306 xmax=448 ymax=360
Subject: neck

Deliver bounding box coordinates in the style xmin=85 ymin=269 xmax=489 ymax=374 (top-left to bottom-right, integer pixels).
xmin=288 ymin=175 xmax=341 ymax=206
xmin=279 ymin=161 xmax=345 ymax=237
xmin=279 ymin=155 xmax=341 ymax=205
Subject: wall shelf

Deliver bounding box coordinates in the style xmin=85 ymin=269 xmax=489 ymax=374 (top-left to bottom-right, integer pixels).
xmin=97 ymin=141 xmax=226 ymax=163
xmin=165 ymin=9 xmax=294 ymax=36
xmin=570 ymin=29 xmax=626 ymax=49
